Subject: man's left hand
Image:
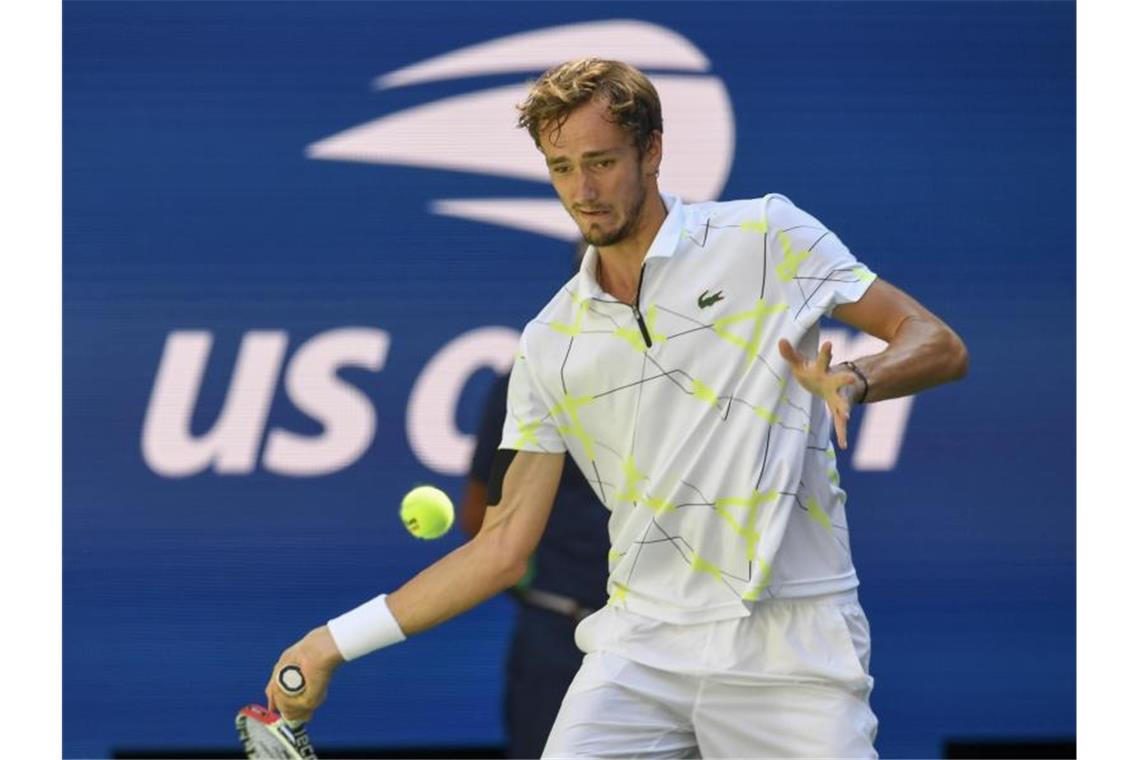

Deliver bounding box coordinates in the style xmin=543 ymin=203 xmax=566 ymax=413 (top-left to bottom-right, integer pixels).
xmin=778 ymin=339 xmax=862 ymax=450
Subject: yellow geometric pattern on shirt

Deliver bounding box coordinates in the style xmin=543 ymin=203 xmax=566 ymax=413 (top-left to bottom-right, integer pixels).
xmin=689 ymin=551 xmax=723 ymax=582
xmin=753 ymin=405 xmax=780 ymax=425
xmin=607 ymin=581 xmax=630 ymax=607
xmin=512 ymin=419 xmax=541 ymax=449
xmin=740 ymin=218 xmax=769 ymax=234
xmin=714 ymin=489 xmax=779 ymax=560
xmin=616 ymin=455 xmax=676 ymax=515
xmin=776 ymin=230 xmax=812 ymax=282
xmin=852 ymin=265 xmax=874 ymax=282
xmin=612 ymin=304 xmax=667 ymax=353
xmin=806 ymin=496 xmax=832 ymax=533
xmin=644 ymin=494 xmax=676 ymax=516
xmin=712 ymin=298 xmax=788 ymax=362
xmin=742 ymin=558 xmax=773 ymax=600
xmin=550 ymin=290 xmax=591 ymax=337
xmin=617 ymin=454 xmax=647 ymax=503
xmin=691 ymin=378 xmax=719 ymax=408
xmin=551 ymin=394 xmax=596 ymax=462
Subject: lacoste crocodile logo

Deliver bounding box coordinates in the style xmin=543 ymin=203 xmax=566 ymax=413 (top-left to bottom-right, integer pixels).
xmin=698 ymin=290 xmax=725 ymax=309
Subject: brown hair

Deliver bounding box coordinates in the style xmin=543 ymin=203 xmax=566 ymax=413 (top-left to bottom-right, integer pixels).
xmin=516 ymin=58 xmax=663 ymax=154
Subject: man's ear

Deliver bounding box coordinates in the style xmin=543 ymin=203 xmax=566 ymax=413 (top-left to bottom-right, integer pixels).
xmin=643 ymin=130 xmax=663 ymax=177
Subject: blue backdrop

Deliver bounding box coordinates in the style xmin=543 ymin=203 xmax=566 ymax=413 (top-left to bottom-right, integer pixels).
xmin=64 ymin=2 xmax=1075 ymax=757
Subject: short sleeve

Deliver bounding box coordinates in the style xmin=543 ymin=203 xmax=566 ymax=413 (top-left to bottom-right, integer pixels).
xmin=764 ymin=194 xmax=877 ymax=318
xmin=499 ymin=333 xmax=567 ymax=454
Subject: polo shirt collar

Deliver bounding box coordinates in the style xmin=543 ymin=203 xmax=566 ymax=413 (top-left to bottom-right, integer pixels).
xmin=577 ymin=192 xmax=687 ymax=301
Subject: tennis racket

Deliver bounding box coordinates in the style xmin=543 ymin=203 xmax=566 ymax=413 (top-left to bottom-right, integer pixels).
xmin=235 ymin=665 xmax=318 ymax=759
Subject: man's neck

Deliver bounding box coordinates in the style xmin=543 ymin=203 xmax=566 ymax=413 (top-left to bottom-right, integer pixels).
xmin=596 ymin=193 xmax=668 ymax=304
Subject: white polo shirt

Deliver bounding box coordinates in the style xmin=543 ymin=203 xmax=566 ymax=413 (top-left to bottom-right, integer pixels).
xmin=501 ymin=193 xmax=876 ymax=624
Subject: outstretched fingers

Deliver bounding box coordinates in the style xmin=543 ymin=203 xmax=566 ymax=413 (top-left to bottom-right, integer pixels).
xmin=777 ymin=338 xmax=803 ymax=368
xmin=818 ymin=341 xmax=833 ymax=371
xmin=832 ymin=400 xmax=850 ymax=450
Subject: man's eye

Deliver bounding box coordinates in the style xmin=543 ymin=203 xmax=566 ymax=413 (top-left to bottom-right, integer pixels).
xmin=551 ymin=165 xmax=571 ymax=175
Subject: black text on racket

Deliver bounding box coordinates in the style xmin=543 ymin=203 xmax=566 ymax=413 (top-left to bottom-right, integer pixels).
xmin=235 ymin=666 xmax=316 ymax=759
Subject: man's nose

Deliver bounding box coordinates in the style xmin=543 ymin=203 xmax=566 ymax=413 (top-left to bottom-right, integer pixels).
xmin=576 ymin=170 xmax=598 ymax=203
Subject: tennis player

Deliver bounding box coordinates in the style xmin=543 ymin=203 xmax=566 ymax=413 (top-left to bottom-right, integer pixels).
xmin=267 ymin=58 xmax=968 ymax=758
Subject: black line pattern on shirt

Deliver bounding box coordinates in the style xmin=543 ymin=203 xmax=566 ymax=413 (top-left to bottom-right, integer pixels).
xmin=656 ymin=303 xmax=713 ymax=329
xmin=559 ymin=337 xmax=573 ymax=395
xmin=644 ymin=352 xmax=694 ymax=395
xmin=524 ymin=214 xmax=861 ymax=605
xmin=622 ymin=519 xmax=656 ymax=589
xmin=632 ymin=518 xmax=752 ymax=589
xmin=593 ymin=439 xmax=624 ymax=462
xmin=616 ymin=496 xmax=774 ymax=594
xmin=643 ymin=538 xmax=755 ymax=588
xmin=755 ymin=426 xmax=773 ymax=491
xmin=782 ymin=396 xmax=812 ymax=421
xmin=687 ymin=218 xmax=789 ymax=250
xmin=680 ymin=479 xmax=712 ymax=503
xmin=591 ymin=369 xmax=686 ymax=401
xmin=761 ymin=231 xmax=768 ymax=299
xmin=792 ymin=268 xmax=864 ymax=320
xmin=591 ymin=460 xmax=608 ymax=506
xmin=666 ymin=324 xmax=716 ymax=340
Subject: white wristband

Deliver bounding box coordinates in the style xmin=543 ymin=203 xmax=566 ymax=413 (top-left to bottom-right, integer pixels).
xmin=327 ymin=593 xmax=406 ymax=661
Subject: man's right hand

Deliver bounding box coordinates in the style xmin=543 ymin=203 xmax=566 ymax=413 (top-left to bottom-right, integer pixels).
xmin=265 ymin=626 xmax=344 ymax=723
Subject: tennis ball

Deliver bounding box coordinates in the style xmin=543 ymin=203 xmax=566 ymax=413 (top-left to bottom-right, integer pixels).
xmin=400 ymin=485 xmax=454 ymax=539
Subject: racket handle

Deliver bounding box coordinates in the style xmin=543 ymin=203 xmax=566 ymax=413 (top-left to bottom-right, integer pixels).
xmin=277 ymin=665 xmax=306 ymax=696
xmin=276 ymin=666 xmax=309 ymax=729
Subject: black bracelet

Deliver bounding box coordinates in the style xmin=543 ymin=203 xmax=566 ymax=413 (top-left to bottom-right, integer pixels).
xmin=840 ymin=361 xmax=870 ymax=404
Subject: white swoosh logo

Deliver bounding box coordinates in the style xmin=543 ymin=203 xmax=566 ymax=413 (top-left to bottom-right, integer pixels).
xmin=373 ymin=20 xmax=710 ymax=89
xmin=306 ymin=21 xmax=735 ymax=240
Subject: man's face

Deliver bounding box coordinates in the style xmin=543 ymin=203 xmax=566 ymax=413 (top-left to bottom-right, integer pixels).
xmin=539 ymin=99 xmax=659 ymax=248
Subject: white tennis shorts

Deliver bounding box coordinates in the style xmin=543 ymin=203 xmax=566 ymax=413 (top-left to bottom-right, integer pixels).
xmin=542 ymin=591 xmax=877 ymax=759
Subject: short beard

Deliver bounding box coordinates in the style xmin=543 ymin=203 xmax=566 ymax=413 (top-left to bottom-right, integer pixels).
xmin=582 ymin=181 xmax=648 ymax=247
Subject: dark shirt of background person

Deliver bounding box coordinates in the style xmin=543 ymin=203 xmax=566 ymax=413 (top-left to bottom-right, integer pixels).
xmin=464 ymin=370 xmax=610 ymax=759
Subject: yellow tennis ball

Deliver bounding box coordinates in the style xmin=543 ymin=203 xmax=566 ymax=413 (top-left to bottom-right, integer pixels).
xmin=400 ymin=485 xmax=454 ymax=539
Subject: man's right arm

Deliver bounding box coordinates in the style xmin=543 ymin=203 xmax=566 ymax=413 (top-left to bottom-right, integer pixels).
xmin=387 ymin=450 xmax=565 ymax=634
xmin=266 ymin=450 xmax=564 ymax=720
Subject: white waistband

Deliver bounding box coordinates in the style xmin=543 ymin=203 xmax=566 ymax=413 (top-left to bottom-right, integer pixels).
xmin=751 ymin=588 xmax=860 ymax=609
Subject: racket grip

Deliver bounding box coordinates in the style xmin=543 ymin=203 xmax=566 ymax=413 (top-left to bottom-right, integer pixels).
xmin=277 ymin=665 xmax=306 ymax=696
xmin=276 ymin=665 xmax=309 ymax=730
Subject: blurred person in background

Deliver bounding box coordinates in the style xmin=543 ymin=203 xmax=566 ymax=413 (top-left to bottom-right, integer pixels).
xmin=461 ymin=241 xmax=610 ymax=759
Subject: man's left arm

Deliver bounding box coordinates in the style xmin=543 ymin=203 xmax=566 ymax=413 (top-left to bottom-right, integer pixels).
xmin=779 ymin=278 xmax=968 ymax=448
xmin=830 ymin=278 xmax=969 ymax=402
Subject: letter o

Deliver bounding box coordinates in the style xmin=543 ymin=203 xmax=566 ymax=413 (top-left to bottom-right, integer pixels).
xmin=406 ymin=326 xmax=520 ymax=475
